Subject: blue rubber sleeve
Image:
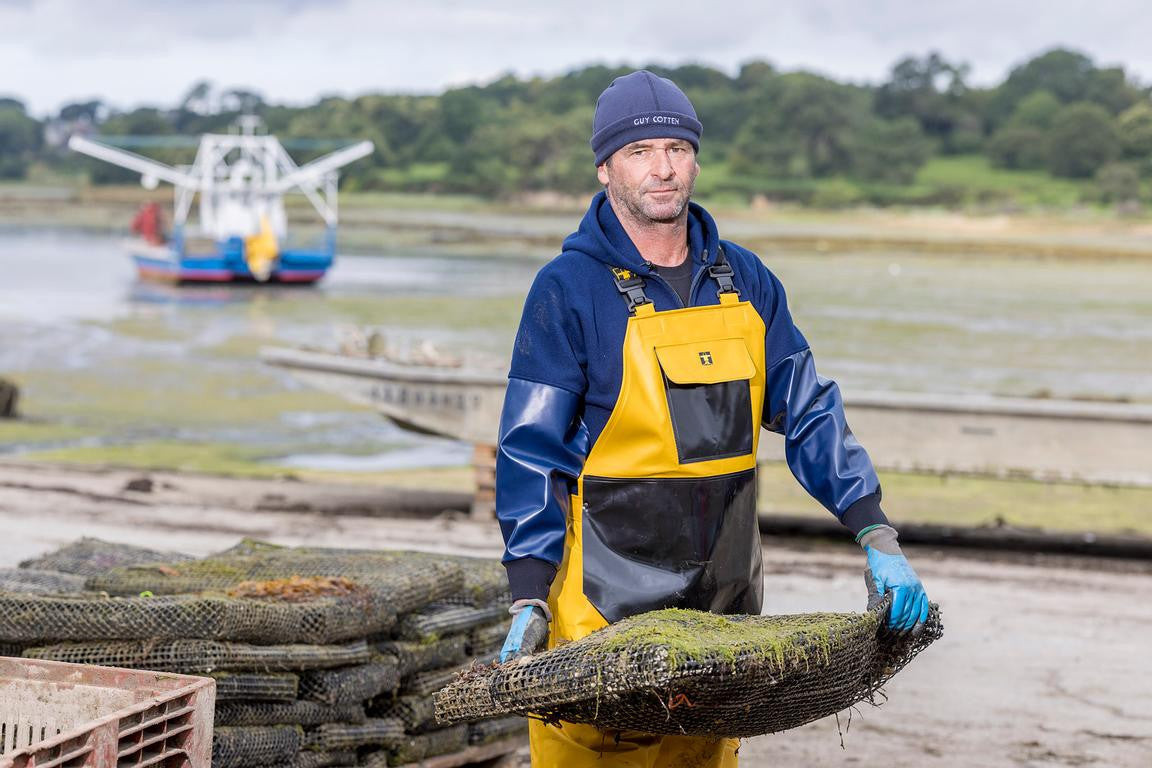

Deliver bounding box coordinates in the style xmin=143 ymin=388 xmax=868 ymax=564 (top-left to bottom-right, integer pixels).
xmin=496 ymin=377 xmax=589 ymax=600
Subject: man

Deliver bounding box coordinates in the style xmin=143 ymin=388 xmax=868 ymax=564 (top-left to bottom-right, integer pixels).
xmin=495 ymin=70 xmax=929 ymax=767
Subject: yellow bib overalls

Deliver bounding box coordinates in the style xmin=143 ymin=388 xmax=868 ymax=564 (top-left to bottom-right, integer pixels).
xmin=530 ymin=256 xmax=767 ymax=767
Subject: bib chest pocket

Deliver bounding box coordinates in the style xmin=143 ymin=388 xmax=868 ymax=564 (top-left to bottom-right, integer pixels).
xmin=655 ymin=338 xmax=756 ymax=463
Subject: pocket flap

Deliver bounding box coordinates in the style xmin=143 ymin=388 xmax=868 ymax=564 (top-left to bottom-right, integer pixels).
xmin=655 ymin=338 xmax=756 ymax=385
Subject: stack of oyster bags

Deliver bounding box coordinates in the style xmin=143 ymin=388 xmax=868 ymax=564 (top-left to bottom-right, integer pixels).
xmin=0 ymin=538 xmax=526 ymax=767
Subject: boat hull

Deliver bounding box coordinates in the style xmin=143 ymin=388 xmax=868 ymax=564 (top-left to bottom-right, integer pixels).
xmin=262 ymin=347 xmax=507 ymax=445
xmin=128 ymin=231 xmax=334 ymax=285
xmin=262 ymin=346 xmax=1152 ymax=487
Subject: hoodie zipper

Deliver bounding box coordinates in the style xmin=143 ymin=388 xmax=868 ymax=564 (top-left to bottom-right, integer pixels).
xmin=641 ymin=263 xmax=683 ymax=309
xmin=686 ymin=248 xmax=711 ymax=307
xmin=640 ymin=248 xmax=710 ymax=310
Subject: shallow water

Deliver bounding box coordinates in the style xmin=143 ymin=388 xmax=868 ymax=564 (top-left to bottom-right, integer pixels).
xmin=0 ymin=229 xmax=535 ymax=468
xmin=1 ymin=227 xmax=1149 ymax=472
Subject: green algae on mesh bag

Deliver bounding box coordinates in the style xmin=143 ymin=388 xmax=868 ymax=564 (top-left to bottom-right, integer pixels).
xmin=596 ymin=608 xmax=867 ymax=672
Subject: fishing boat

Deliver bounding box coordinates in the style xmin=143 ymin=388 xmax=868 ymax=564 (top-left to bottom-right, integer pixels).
xmin=68 ymin=118 xmax=372 ymax=284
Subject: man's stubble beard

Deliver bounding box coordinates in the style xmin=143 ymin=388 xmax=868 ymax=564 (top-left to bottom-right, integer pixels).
xmin=608 ymin=176 xmax=696 ymax=226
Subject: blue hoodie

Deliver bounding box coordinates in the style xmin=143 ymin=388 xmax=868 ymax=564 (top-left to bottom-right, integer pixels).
xmin=497 ymin=192 xmax=888 ymax=601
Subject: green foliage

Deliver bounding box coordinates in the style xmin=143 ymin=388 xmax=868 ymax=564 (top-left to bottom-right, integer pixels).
xmin=87 ymin=108 xmax=186 ymax=184
xmin=915 ymin=155 xmax=1087 ymax=207
xmin=985 ymin=90 xmax=1061 ymax=170
xmin=452 ymin=105 xmax=595 ymax=196
xmin=807 ymin=179 xmax=863 ymax=208
xmin=874 ymin=52 xmax=982 ymax=153
xmin=852 ymin=117 xmax=934 ymax=183
xmin=989 ymin=48 xmax=1143 ymax=126
xmin=1117 ymin=103 xmax=1152 ymax=159
xmin=283 ymin=96 xmax=392 ymax=185
xmin=1007 ymin=90 xmax=1061 ymax=130
xmin=58 ymin=100 xmax=103 ymax=123
xmin=1093 ymin=162 xmax=1142 ymax=204
xmin=1046 ymin=101 xmax=1121 ymax=178
xmin=36 ymin=45 xmax=1152 ymax=207
xmin=987 ymin=126 xmax=1049 ymax=170
xmin=0 ymin=101 xmax=41 ymax=179
xmin=730 ymin=72 xmax=872 ymax=179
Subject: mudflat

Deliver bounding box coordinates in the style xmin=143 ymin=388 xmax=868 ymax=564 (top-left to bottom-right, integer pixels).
xmin=0 ymin=461 xmax=1148 ymax=767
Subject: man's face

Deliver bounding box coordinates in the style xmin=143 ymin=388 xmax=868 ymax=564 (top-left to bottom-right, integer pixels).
xmin=597 ymin=138 xmax=700 ymax=225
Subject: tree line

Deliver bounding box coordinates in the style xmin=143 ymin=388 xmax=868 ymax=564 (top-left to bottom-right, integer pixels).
xmin=3 ymin=47 xmax=1152 ymax=206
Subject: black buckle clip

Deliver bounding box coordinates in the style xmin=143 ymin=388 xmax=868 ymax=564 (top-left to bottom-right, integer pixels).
xmin=708 ymin=261 xmax=739 ymax=298
xmin=611 ymin=267 xmax=651 ymax=313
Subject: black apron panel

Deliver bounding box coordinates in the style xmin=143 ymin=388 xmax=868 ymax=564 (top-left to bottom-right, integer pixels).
xmin=582 ymin=470 xmax=763 ymax=623
xmin=663 ymin=376 xmax=754 ymax=464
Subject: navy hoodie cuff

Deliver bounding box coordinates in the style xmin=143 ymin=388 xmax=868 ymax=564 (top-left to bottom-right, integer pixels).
xmin=840 ymin=492 xmax=890 ymax=537
xmin=504 ymin=556 xmax=558 ymax=603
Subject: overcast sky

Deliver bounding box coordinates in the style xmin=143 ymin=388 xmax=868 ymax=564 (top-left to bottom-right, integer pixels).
xmin=2 ymin=0 xmax=1151 ymax=116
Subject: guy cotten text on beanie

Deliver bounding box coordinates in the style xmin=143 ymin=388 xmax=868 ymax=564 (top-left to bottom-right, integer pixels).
xmin=590 ymin=70 xmax=702 ymax=165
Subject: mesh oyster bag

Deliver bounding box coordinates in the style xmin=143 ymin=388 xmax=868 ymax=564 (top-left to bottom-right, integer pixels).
xmin=0 ymin=568 xmax=87 ymax=594
xmin=437 ymin=555 xmax=510 ymax=607
xmin=358 ymin=724 xmax=470 ymax=767
xmin=291 ymin=750 xmax=358 ymax=768
xmin=88 ymin=550 xmax=464 ymax=616
xmin=376 ymin=635 xmax=467 ymax=678
xmin=395 ymin=603 xmax=507 ymax=643
xmin=210 ymin=541 xmax=508 ymax=608
xmin=22 ymin=638 xmax=372 ymax=673
xmin=404 ymin=661 xmax=480 ymax=698
xmin=434 ymin=601 xmax=942 ymax=738
xmin=0 ymin=590 xmax=389 ymax=645
xmin=380 ymin=694 xmax=439 ymax=733
xmin=19 ymin=537 xmax=194 ymax=577
xmin=467 ymin=621 xmax=510 ymax=657
xmin=211 ymin=725 xmax=303 ymax=768
xmin=210 ymin=672 xmax=299 ymax=702
xmin=215 ymin=700 xmax=366 ymax=727
xmin=298 ymin=659 xmax=400 ymax=705
xmin=468 ymin=715 xmax=528 ymax=746
xmin=302 ymin=718 xmax=407 ymax=751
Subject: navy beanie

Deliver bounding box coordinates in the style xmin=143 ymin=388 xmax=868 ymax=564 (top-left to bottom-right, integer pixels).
xmin=590 ymin=70 xmax=702 ymax=165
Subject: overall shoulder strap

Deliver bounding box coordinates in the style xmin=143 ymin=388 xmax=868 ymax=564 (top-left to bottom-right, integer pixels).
xmin=707 ymin=245 xmax=740 ymax=298
xmin=610 ymin=266 xmax=652 ymax=314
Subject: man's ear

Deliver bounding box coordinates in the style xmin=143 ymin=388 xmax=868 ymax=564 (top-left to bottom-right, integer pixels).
xmin=596 ymin=163 xmax=610 ymax=186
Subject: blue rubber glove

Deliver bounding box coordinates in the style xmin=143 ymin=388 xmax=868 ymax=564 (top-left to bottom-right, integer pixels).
xmin=859 ymin=525 xmax=929 ymax=633
xmin=499 ymin=600 xmax=550 ymax=662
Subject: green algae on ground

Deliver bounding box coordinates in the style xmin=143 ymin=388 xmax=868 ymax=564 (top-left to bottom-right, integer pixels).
xmin=595 ymin=608 xmax=871 ymax=672
xmin=0 ymin=418 xmax=100 ymax=448
xmin=18 ymin=441 xmax=474 ymax=487
xmin=14 ymin=360 xmax=368 ymax=431
xmin=757 ymin=462 xmax=1152 ymax=537
xmin=21 ymin=441 xmax=300 ymax=478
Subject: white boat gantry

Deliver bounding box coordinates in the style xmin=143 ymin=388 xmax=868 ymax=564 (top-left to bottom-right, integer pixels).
xmin=69 ymin=117 xmax=374 ymax=243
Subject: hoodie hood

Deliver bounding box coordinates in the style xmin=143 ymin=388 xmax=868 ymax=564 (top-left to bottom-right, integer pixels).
xmin=561 ymin=190 xmax=721 ymax=272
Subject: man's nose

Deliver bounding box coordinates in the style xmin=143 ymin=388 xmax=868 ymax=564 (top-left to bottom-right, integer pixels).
xmin=652 ymin=149 xmax=675 ymax=179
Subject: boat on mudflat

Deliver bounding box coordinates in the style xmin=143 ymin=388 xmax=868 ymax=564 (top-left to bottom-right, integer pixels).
xmin=69 ymin=118 xmax=372 ymax=284
xmin=262 ymin=343 xmax=1152 ymax=486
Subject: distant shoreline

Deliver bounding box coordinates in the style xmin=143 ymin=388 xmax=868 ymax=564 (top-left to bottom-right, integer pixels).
xmin=4 ymin=182 xmax=1152 ymax=260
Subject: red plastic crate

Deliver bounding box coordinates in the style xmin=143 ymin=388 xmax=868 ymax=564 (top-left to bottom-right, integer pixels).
xmin=0 ymin=657 xmax=214 ymax=768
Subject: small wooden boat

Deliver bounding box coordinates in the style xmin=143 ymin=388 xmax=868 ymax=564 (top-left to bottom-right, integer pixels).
xmin=263 ymin=345 xmax=1152 ymax=487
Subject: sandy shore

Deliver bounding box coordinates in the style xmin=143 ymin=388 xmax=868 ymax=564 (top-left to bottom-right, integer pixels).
xmin=1 ymin=461 xmax=1150 ymax=767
